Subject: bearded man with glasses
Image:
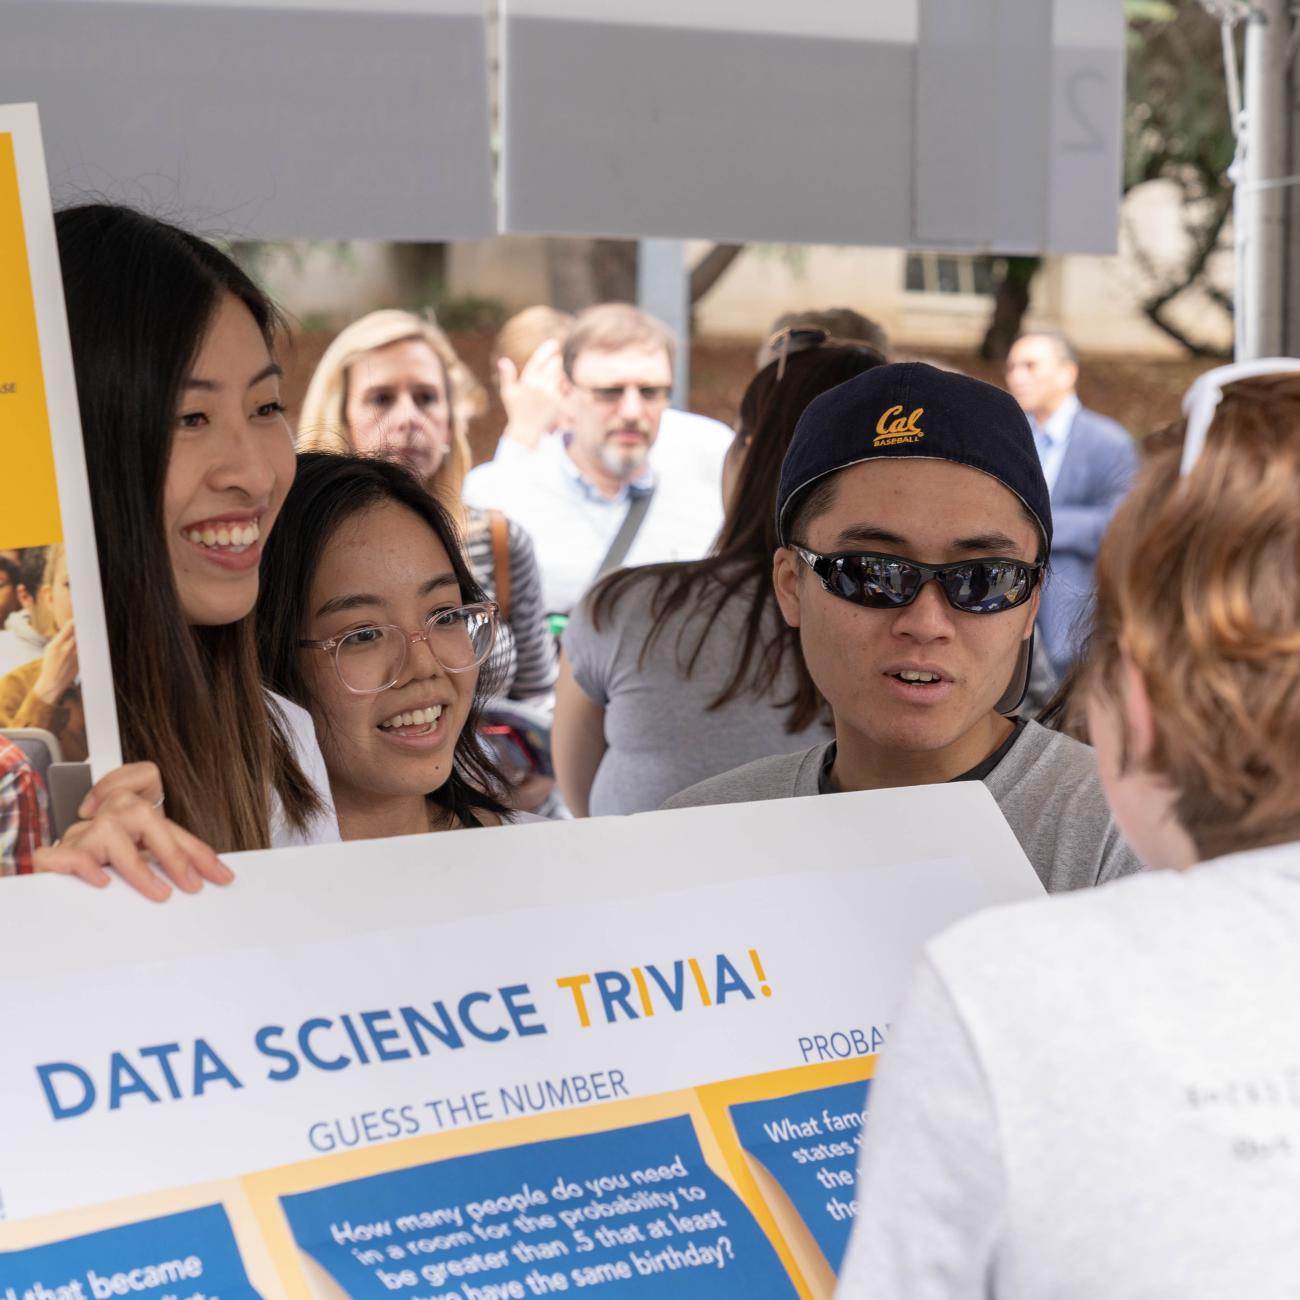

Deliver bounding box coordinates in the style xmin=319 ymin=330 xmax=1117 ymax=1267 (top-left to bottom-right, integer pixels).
xmin=663 ymin=363 xmax=1142 ymax=893
xmin=464 ymin=304 xmax=723 ymax=620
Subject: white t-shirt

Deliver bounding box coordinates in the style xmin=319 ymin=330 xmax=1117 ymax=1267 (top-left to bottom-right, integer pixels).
xmin=489 ymin=408 xmax=732 ymax=497
xmin=649 ymin=408 xmax=731 ymax=491
xmin=266 ymin=691 xmax=339 ymax=847
xmin=838 ymin=839 xmax=1300 ymax=1299
xmin=464 ymin=436 xmax=722 ymax=615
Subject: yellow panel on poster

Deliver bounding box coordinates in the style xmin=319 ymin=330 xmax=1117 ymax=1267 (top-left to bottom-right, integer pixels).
xmin=0 ymin=131 xmax=63 ymax=547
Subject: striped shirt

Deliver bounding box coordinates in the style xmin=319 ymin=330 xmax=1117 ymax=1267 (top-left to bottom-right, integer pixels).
xmin=462 ymin=508 xmax=558 ymax=703
xmin=0 ymin=736 xmax=50 ymax=875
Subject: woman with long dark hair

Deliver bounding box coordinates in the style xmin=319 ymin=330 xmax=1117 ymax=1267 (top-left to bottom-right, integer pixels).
xmin=35 ymin=204 xmax=336 ymax=898
xmin=257 ymin=454 xmax=519 ymax=835
xmin=553 ymin=335 xmax=886 ymax=815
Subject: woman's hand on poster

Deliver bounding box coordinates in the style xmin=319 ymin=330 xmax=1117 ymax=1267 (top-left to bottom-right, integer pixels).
xmin=34 ymin=762 xmax=234 ymax=901
xmin=33 ymin=620 xmax=79 ymax=705
xmin=76 ymin=759 xmax=164 ymax=819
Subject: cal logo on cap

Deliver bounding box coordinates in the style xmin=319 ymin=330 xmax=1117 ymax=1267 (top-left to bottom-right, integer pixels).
xmin=873 ymin=404 xmax=925 ymax=446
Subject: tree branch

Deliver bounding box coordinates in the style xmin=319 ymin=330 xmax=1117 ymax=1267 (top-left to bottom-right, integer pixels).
xmin=1142 ymin=302 xmax=1231 ymax=356
xmin=1125 ymin=191 xmax=1234 ymax=356
xmin=689 ymin=243 xmax=745 ymax=305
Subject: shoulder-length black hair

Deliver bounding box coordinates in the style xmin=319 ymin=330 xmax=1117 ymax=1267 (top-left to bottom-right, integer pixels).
xmin=590 ymin=344 xmax=886 ymax=733
xmin=256 ymin=452 xmax=510 ymax=828
xmin=54 ymin=203 xmax=318 ymax=850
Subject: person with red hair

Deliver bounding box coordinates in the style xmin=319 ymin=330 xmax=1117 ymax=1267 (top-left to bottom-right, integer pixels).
xmin=840 ymin=362 xmax=1300 ymax=1298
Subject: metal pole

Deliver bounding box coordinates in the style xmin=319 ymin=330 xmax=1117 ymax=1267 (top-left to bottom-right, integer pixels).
xmin=1287 ymin=12 xmax=1300 ymax=354
xmin=1240 ymin=0 xmax=1290 ymax=358
xmin=637 ymin=239 xmax=690 ymax=409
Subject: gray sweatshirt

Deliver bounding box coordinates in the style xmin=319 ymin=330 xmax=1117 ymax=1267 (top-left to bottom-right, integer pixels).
xmin=661 ymin=720 xmax=1142 ymax=893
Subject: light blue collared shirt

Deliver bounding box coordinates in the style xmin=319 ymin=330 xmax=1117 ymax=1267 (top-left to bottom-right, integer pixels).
xmin=1030 ymin=393 xmax=1079 ymax=495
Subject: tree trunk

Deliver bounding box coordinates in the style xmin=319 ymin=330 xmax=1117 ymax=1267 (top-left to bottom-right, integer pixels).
xmin=390 ymin=242 xmax=448 ymax=309
xmin=689 ymin=243 xmax=745 ymax=304
xmin=544 ymin=238 xmax=639 ymax=310
xmin=979 ymin=256 xmax=1042 ymax=360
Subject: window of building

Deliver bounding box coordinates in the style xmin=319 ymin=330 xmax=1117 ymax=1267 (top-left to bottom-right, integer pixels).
xmin=904 ymin=253 xmax=1002 ymax=296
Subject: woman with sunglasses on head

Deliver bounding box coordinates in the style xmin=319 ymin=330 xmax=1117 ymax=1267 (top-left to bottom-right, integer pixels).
xmin=33 ymin=205 xmax=338 ymax=901
xmin=257 ymin=453 xmax=530 ymax=838
xmin=553 ymin=336 xmax=884 ymax=816
xmin=839 ymin=366 xmax=1300 ymax=1297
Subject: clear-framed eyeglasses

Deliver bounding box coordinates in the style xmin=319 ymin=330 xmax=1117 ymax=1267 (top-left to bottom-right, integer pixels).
xmin=298 ymin=602 xmax=498 ymax=695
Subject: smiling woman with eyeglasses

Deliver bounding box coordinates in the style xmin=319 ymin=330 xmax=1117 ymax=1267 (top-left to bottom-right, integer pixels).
xmin=257 ymin=453 xmax=525 ymax=838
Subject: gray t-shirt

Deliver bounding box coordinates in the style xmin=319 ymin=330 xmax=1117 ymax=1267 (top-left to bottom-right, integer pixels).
xmin=839 ymin=840 xmax=1300 ymax=1299
xmin=564 ymin=568 xmax=833 ymax=815
xmin=661 ymin=720 xmax=1142 ymax=893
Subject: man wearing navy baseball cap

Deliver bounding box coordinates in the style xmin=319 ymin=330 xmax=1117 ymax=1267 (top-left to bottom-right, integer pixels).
xmin=663 ymin=362 xmax=1140 ymax=892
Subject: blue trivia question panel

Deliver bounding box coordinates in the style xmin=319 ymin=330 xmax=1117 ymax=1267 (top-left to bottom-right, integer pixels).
xmin=0 ymin=1204 xmax=261 ymax=1300
xmin=281 ymin=1114 xmax=797 ymax=1297
xmin=729 ymin=1078 xmax=871 ymax=1272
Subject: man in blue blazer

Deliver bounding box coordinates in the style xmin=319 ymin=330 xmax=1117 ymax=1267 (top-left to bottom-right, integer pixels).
xmin=1006 ymin=331 xmax=1138 ymax=679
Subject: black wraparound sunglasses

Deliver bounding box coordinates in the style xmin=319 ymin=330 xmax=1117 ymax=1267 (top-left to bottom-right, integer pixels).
xmin=791 ymin=545 xmax=1042 ymax=615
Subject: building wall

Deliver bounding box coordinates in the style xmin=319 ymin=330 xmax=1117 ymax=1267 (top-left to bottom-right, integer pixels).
xmin=251 ymin=240 xmax=407 ymax=327
xmin=254 ymin=179 xmax=1232 ymax=359
xmin=690 ymin=180 xmax=1233 ymax=356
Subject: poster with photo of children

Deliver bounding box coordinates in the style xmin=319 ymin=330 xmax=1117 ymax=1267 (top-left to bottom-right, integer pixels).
xmin=0 ymin=103 xmax=119 ymax=872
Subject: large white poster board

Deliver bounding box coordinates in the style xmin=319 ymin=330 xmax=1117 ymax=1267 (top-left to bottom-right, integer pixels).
xmin=3 ymin=0 xmax=1124 ymax=251
xmin=0 ymin=784 xmax=1044 ymax=1297
xmin=502 ymin=0 xmax=1125 ymax=253
xmin=0 ymin=1 xmax=497 ymax=240
xmin=0 ymin=102 xmax=121 ymax=773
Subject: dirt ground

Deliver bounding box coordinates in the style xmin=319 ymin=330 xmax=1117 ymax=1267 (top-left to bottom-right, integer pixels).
xmin=282 ymin=329 xmax=1219 ymax=467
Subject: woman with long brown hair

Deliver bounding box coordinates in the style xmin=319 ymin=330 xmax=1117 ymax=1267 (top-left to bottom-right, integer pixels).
xmin=35 ymin=204 xmax=337 ymax=899
xmin=840 ymin=363 xmax=1300 ymax=1296
xmin=553 ymin=334 xmax=886 ymax=815
xmin=256 ymin=453 xmax=526 ymax=838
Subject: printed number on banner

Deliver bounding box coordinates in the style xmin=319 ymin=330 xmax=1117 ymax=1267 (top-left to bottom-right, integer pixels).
xmin=1062 ymin=68 xmax=1108 ymax=154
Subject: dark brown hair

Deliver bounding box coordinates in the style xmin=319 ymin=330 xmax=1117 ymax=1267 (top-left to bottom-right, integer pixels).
xmin=55 ymin=204 xmax=319 ymax=851
xmin=590 ymin=345 xmax=885 ymax=732
xmin=1085 ymin=375 xmax=1300 ymax=861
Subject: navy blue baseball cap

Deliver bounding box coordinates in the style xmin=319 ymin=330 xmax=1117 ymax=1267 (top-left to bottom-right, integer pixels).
xmin=776 ymin=361 xmax=1052 ymax=551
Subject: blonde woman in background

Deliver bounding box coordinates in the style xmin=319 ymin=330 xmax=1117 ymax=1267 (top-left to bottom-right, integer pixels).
xmin=298 ymin=311 xmax=559 ymax=812
xmin=298 ymin=309 xmax=484 ymax=516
